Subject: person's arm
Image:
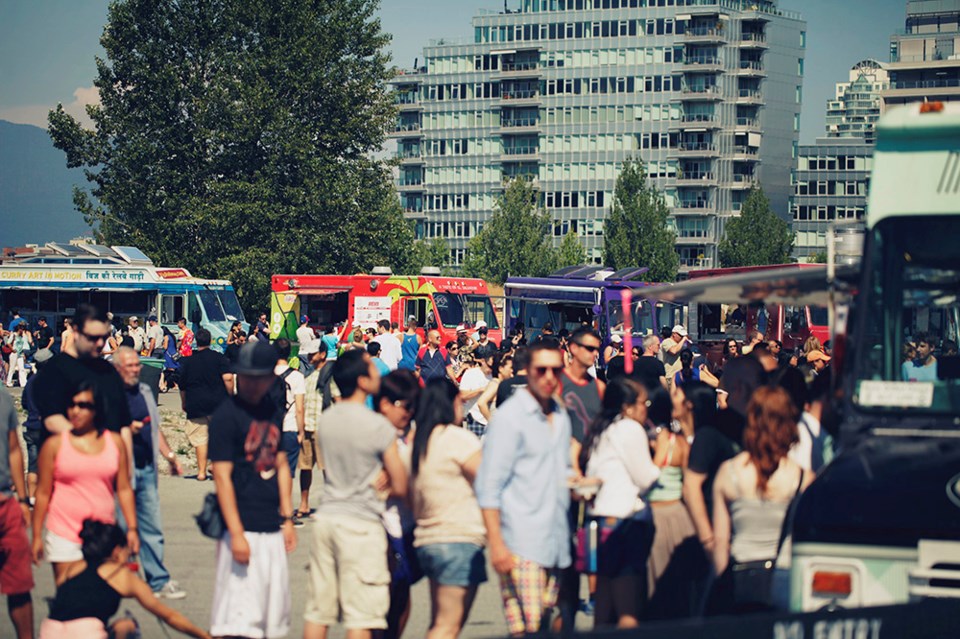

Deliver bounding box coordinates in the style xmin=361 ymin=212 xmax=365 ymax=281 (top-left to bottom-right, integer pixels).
xmin=221 ymin=373 xmax=234 ymax=396
xmin=276 ymin=453 xmax=297 ymax=553
xmin=382 ymin=440 xmax=408 ymax=499
xmin=666 ymin=337 xmax=687 ymax=355
xmin=212 ymin=460 xmax=250 ymax=564
xmin=32 ymin=437 xmax=59 ymax=563
xmin=113 ymin=433 xmax=139 ymax=555
xmin=295 ymin=393 xmax=305 ymax=442
xmin=683 ymin=469 xmax=713 ymax=552
xmin=120 ymin=426 xmax=135 ymax=482
xmin=459 ymin=376 xmax=486 ymax=401
xmin=8 ymin=429 xmax=29 ymax=525
xmin=475 ymin=415 xmax=520 ymax=575
xmin=476 ymin=380 xmax=500 ymax=422
xmin=128 ymin=575 xmax=212 ymax=639
xmin=699 ymin=365 xmax=720 ymax=388
xmin=461 ymin=449 xmax=482 ymax=484
xmin=712 ymin=463 xmax=732 ymax=575
xmin=570 ymin=438 xmax=583 ymax=479
xmin=157 ymin=429 xmax=183 ymax=476
xmin=482 ymin=509 xmax=514 ymax=575
xmin=618 ymin=425 xmax=660 ymax=494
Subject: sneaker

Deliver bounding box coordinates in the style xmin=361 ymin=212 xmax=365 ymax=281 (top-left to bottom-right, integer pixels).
xmin=156 ymin=581 xmax=187 ymax=600
xmin=578 ymin=599 xmax=595 ymax=616
xmin=291 ymin=514 xmax=305 ymax=528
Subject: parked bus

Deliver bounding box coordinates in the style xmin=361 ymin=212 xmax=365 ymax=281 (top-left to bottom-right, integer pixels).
xmin=0 ymin=243 xmax=245 ymax=351
xmin=685 ymin=263 xmax=832 ymax=354
xmin=504 ymin=266 xmax=683 ymax=344
xmin=269 ymin=268 xmax=502 ymax=346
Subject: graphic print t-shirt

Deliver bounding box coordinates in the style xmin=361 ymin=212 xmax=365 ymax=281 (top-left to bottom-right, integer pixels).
xmin=209 ymin=395 xmax=284 ymax=533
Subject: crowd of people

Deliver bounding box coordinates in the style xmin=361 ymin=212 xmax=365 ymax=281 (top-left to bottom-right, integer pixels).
xmin=0 ymin=300 xmax=910 ymax=639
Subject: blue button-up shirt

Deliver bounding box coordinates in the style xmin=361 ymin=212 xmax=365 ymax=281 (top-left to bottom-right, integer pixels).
xmin=475 ymin=388 xmax=572 ymax=569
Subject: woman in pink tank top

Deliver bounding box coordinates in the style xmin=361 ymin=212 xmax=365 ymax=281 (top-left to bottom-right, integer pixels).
xmin=32 ymin=383 xmax=138 ymax=584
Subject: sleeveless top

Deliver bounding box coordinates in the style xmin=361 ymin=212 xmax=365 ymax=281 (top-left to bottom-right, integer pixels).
xmin=648 ymin=433 xmax=683 ymax=503
xmin=47 ymin=431 xmax=119 ymax=543
xmin=728 ymin=462 xmax=801 ymax=564
xmin=559 ymin=370 xmax=602 ymax=444
xmin=48 ymin=563 xmax=123 ymax=624
xmin=399 ymin=333 xmax=419 ymax=371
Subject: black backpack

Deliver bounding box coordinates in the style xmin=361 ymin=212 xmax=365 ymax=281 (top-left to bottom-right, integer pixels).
xmin=316 ymin=362 xmax=336 ymax=411
xmin=269 ymin=368 xmax=296 ymax=415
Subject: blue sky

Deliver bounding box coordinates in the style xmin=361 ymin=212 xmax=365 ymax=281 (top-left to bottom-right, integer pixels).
xmin=0 ymin=0 xmax=908 ymax=143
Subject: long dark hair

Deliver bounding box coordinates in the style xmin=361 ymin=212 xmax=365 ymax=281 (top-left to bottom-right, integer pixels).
xmin=579 ymin=377 xmax=647 ymax=471
xmin=678 ymin=349 xmax=695 ymax=382
xmin=678 ymin=380 xmax=717 ymax=431
xmin=411 ymin=379 xmax=460 ymax=475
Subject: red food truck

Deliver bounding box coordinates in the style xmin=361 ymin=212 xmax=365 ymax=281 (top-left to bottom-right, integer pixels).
xmin=269 ymin=268 xmax=502 ymax=346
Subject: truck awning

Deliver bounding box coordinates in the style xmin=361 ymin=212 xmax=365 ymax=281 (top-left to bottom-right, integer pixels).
xmin=278 ymin=287 xmax=351 ymax=296
xmin=636 ymin=264 xmax=859 ymax=307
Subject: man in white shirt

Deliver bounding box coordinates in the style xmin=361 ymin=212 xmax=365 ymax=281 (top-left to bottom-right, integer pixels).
xmin=660 ymin=324 xmax=689 ymax=385
xmin=127 ymin=316 xmax=147 ymax=353
xmin=145 ymin=316 xmax=165 ymax=357
xmin=460 ymin=354 xmax=494 ymax=438
xmin=788 ymin=371 xmax=832 ymax=473
xmin=274 ymin=339 xmax=306 ymax=525
xmin=295 ymin=315 xmax=319 ymax=371
xmin=372 ymin=319 xmax=402 ymax=370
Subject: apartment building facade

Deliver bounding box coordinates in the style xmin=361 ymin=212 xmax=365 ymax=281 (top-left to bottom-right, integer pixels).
xmin=883 ymin=0 xmax=960 ymax=110
xmin=390 ymin=0 xmax=805 ymax=272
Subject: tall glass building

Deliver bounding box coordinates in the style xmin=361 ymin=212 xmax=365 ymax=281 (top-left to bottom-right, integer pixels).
xmin=389 ymin=0 xmax=805 ymax=272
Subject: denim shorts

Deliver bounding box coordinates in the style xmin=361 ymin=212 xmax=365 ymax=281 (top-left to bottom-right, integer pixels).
xmin=23 ymin=429 xmax=42 ymax=474
xmin=416 ymin=543 xmax=487 ymax=587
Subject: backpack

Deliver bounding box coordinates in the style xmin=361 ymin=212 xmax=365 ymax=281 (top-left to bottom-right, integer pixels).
xmin=269 ymin=368 xmax=296 ymax=416
xmin=316 ymin=363 xmax=336 ymax=411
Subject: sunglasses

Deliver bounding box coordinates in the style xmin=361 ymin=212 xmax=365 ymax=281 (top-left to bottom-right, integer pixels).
xmin=450 ymin=347 xmax=460 ymax=351
xmin=393 ymin=400 xmax=413 ymax=412
xmin=573 ymin=342 xmax=599 ymax=353
xmin=532 ymin=365 xmax=565 ymax=377
xmin=81 ymin=332 xmax=111 ymax=343
xmin=69 ymin=401 xmax=96 ymax=410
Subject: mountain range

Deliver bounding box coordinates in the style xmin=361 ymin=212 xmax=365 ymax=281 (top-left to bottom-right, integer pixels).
xmin=0 ymin=120 xmax=95 ymax=248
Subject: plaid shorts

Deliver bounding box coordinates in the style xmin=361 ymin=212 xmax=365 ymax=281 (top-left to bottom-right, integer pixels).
xmin=497 ymin=556 xmax=560 ymax=636
xmin=464 ymin=415 xmax=486 ymax=439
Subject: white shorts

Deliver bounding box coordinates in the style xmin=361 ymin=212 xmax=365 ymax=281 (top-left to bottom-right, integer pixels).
xmin=44 ymin=530 xmax=83 ymax=563
xmin=210 ymin=531 xmax=290 ymax=639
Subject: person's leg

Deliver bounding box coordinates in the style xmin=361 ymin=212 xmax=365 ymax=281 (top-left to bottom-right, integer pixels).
xmin=299 ymin=469 xmax=313 ymax=514
xmin=195 ymin=443 xmax=209 ymax=479
xmin=281 ymin=432 xmax=299 ymax=479
xmin=17 ymin=357 xmax=28 ymax=387
xmin=110 ymin=616 xmax=139 ymax=638
xmin=24 ymin=430 xmax=40 ymax=501
xmin=592 ymin=575 xmax=613 ymax=628
xmin=608 ymin=574 xmax=642 ymax=629
xmin=134 ymin=466 xmax=172 ymax=592
xmin=497 ymin=568 xmax=526 ymax=637
xmin=428 ymin=583 xmax=478 ymax=639
xmin=7 ymin=592 xmax=33 ymax=639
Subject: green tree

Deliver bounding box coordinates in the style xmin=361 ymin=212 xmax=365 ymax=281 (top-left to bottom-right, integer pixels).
xmin=411 ymin=238 xmax=450 ymax=272
xmin=807 ymin=251 xmax=828 ymax=264
xmin=461 ymin=178 xmax=556 ymax=284
xmin=718 ymin=187 xmax=795 ymax=267
xmin=556 ymin=231 xmax=587 ymax=268
xmin=47 ymin=0 xmax=408 ymax=315
xmin=603 ymin=159 xmax=678 ymax=282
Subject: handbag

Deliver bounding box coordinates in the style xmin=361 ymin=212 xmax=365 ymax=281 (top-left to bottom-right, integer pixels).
xmin=730 ymin=470 xmax=805 ymax=608
xmin=574 ymin=518 xmax=615 ymax=574
xmin=194 ymin=492 xmax=225 ymax=540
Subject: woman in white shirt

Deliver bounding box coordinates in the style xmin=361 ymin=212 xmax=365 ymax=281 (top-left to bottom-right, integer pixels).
xmin=580 ymin=377 xmax=661 ymax=629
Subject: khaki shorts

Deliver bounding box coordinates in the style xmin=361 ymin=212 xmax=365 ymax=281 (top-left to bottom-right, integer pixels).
xmin=186 ymin=416 xmax=210 ymax=447
xmin=298 ymin=432 xmax=324 ymax=471
xmin=305 ymin=514 xmax=390 ymax=630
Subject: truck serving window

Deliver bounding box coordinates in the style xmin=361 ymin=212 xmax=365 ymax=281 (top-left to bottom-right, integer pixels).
xmin=855 ymin=217 xmax=960 ymax=413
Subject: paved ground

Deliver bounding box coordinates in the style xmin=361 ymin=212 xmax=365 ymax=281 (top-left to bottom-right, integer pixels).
xmin=6 ymin=383 xmax=593 ymax=638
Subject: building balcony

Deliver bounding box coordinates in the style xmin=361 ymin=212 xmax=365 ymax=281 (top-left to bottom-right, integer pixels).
xmin=736 ymin=88 xmax=764 ymax=105
xmin=497 ymin=89 xmax=542 ymax=106
xmin=734 ymin=60 xmax=766 ymax=77
xmin=681 ymin=56 xmax=724 ymax=73
xmin=731 ymin=145 xmax=761 ymax=160
xmin=679 ymin=256 xmax=714 ymax=270
xmin=500 ymin=146 xmax=540 ymax=162
xmin=674 ymin=200 xmax=715 ymax=214
xmin=397 ymin=181 xmax=425 ymax=192
xmin=670 ymin=114 xmax=721 ymax=130
xmin=683 ymin=27 xmax=727 ymax=44
xmin=497 ymin=117 xmax=540 ymax=134
xmin=675 ymin=171 xmax=718 ymax=186
xmin=388 ymin=123 xmax=423 ymax=138
xmin=396 ymin=97 xmax=423 ymax=112
xmin=676 ymin=85 xmax=723 ymax=101
xmin=734 ymin=117 xmax=761 ymax=132
xmin=398 ymin=152 xmax=424 ymax=165
xmin=676 ymin=231 xmax=716 ymax=244
xmin=402 ymin=208 xmax=427 ymax=220
xmin=497 ymin=61 xmax=542 ymax=79
xmin=738 ymin=32 xmax=769 ymax=49
xmin=727 ymin=174 xmax=756 ymax=189
xmin=670 ymin=142 xmax=720 ymax=158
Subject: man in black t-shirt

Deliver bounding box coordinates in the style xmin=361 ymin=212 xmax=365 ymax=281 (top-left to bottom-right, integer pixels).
xmin=631 ymin=335 xmax=668 ymax=391
xmin=178 ymin=328 xmax=233 ymax=481
xmin=34 ymin=305 xmax=132 ymax=442
xmin=33 ymin=316 xmax=54 ymax=351
xmin=208 ymin=340 xmax=296 ymax=638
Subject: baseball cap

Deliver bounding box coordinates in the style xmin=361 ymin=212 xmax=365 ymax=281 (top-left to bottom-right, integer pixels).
xmin=672 ymin=324 xmax=688 ymax=337
xmin=352 ymin=320 xmax=361 ymax=328
xmin=147 ymin=315 xmax=157 ymax=322
xmin=456 ymin=324 xmax=468 ymax=333
xmin=806 ymin=349 xmax=831 ymax=364
xmin=233 ymin=341 xmax=280 ymax=376
xmin=130 ymin=316 xmax=139 ymax=322
xmin=475 ymin=320 xmax=487 ymax=329
xmin=300 ymin=314 xmax=309 ymax=324
xmin=406 ymin=315 xmax=418 ymax=325
xmin=610 ymin=334 xmax=623 ymax=344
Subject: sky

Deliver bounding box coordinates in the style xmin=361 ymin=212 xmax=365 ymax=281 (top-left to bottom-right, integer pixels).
xmin=0 ymin=0 xmax=909 ymax=143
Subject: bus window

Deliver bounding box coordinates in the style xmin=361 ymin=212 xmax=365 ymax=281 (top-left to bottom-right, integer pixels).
xmin=216 ymin=289 xmax=245 ymax=322
xmin=464 ymin=295 xmax=500 ymax=329
xmin=198 ymin=290 xmax=226 ymax=322
xmin=432 ymin=293 xmax=465 ymax=328
xmin=161 ymin=295 xmax=184 ymax=324
xmin=608 ymin=298 xmax=656 ymax=336
xmin=404 ymin=298 xmax=429 ymax=327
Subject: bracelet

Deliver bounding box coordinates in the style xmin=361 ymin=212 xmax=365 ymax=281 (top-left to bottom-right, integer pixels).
xmin=18 ymin=496 xmax=30 ymax=505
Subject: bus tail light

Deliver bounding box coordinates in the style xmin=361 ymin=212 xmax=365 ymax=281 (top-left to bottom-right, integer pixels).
xmin=812 ymin=571 xmax=853 ymax=597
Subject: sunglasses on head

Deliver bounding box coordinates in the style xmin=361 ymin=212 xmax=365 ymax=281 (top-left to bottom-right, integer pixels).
xmin=532 ymin=365 xmax=565 ymax=377
xmin=69 ymin=401 xmax=96 ymax=410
